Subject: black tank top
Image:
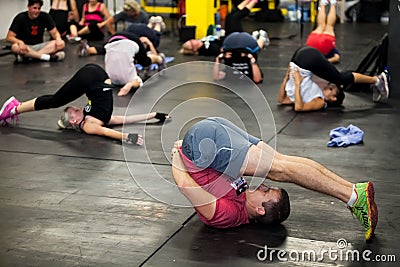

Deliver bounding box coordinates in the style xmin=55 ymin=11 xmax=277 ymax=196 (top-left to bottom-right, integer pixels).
xmin=82 ymin=82 xmax=115 ymax=125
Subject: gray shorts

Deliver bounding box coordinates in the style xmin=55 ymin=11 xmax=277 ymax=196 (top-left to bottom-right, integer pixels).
xmin=29 ymin=41 xmax=50 ymax=51
xmin=14 ymin=42 xmax=50 ymax=59
xmin=182 ymin=117 xmax=260 ymax=179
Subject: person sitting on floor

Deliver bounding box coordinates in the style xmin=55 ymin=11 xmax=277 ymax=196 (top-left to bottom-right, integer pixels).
xmin=6 ymin=0 xmax=66 ymax=63
xmin=68 ymin=0 xmax=113 ymax=42
xmin=98 ymin=0 xmax=150 ymax=33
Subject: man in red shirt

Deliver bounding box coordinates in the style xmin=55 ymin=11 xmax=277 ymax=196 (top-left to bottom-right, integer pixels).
xmin=171 ymin=117 xmax=378 ymax=241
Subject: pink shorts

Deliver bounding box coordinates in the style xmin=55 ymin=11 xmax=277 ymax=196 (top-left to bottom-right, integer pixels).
xmin=306 ymin=33 xmax=336 ymax=55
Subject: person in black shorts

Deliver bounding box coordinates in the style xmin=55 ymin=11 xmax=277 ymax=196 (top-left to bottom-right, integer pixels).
xmin=0 ymin=64 xmax=169 ymax=145
xmin=49 ymin=0 xmax=79 ymax=36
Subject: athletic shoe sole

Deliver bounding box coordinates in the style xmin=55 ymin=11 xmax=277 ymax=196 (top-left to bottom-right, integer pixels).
xmin=365 ymin=182 xmax=378 ymax=241
xmin=0 ymin=96 xmax=16 ymax=121
xmin=381 ymin=71 xmax=389 ymax=99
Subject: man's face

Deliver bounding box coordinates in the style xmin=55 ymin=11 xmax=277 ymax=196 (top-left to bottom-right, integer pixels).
xmin=27 ymin=3 xmax=42 ymax=20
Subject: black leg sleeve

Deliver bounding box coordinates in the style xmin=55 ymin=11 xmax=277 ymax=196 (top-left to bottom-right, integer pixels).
xmin=292 ymin=47 xmax=354 ymax=88
xmin=225 ymin=7 xmax=250 ymax=36
xmin=34 ymin=64 xmax=108 ymax=110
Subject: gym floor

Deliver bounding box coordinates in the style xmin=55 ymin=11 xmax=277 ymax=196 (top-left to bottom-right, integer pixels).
xmin=0 ymin=17 xmax=399 ymax=267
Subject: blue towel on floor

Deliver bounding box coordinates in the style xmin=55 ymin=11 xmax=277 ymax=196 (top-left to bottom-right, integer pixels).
xmin=327 ymin=124 xmax=364 ymax=147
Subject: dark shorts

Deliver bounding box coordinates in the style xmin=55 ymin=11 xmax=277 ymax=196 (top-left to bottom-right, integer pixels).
xmin=182 ymin=117 xmax=260 ymax=179
xmin=222 ymin=32 xmax=260 ymax=55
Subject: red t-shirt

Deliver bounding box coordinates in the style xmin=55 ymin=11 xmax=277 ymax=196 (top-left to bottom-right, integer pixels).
xmin=179 ymin=148 xmax=250 ymax=228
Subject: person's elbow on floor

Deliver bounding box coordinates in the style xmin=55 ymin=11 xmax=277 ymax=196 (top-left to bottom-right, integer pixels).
xmin=328 ymin=53 xmax=340 ymax=64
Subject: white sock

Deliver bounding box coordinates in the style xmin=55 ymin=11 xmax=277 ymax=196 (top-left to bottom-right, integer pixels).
xmin=40 ymin=54 xmax=50 ymax=61
xmin=260 ymin=36 xmax=267 ymax=44
xmin=347 ymin=184 xmax=358 ymax=207
xmin=252 ymin=31 xmax=259 ymax=40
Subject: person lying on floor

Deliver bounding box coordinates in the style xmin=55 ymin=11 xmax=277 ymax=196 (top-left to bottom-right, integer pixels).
xmin=78 ymin=31 xmax=166 ymax=96
xmin=171 ymin=117 xmax=378 ymax=241
xmin=0 ymin=64 xmax=170 ymax=145
xmin=213 ymin=31 xmax=267 ymax=84
xmin=180 ymin=0 xmax=269 ymax=57
xmin=278 ymin=46 xmax=390 ymax=112
xmin=306 ymin=0 xmax=341 ymax=63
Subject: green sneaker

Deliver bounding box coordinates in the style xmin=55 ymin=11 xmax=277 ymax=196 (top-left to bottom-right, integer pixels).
xmin=349 ymin=182 xmax=378 ymax=241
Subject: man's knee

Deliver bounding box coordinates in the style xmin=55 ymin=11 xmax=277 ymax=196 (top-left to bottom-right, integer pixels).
xmin=241 ymin=144 xmax=273 ymax=177
xmin=46 ymin=40 xmax=64 ymax=51
xmin=268 ymin=153 xmax=293 ymax=182
xmin=312 ymin=27 xmax=324 ymax=34
xmin=11 ymin=43 xmax=28 ymax=54
xmin=11 ymin=43 xmax=19 ymax=53
xmin=323 ymin=29 xmax=335 ymax=36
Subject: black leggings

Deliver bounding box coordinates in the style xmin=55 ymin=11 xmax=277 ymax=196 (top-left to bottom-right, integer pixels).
xmin=225 ymin=7 xmax=250 ymax=36
xmin=70 ymin=21 xmax=105 ymax=41
xmin=49 ymin=9 xmax=69 ymax=35
xmin=291 ymin=47 xmax=354 ymax=88
xmin=34 ymin=64 xmax=108 ymax=110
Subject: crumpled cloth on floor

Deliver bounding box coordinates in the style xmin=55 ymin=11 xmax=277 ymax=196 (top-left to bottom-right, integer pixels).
xmin=327 ymin=124 xmax=364 ymax=147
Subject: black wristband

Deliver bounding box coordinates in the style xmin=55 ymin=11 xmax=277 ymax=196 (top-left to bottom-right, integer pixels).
xmin=126 ymin=133 xmax=139 ymax=145
xmin=155 ymin=112 xmax=168 ymax=123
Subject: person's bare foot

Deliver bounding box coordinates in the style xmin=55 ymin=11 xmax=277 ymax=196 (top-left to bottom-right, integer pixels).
xmin=118 ymin=84 xmax=131 ymax=96
xmin=118 ymin=80 xmax=141 ymax=96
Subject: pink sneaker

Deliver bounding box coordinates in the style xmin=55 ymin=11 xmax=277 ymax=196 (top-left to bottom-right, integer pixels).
xmin=0 ymin=96 xmax=20 ymax=125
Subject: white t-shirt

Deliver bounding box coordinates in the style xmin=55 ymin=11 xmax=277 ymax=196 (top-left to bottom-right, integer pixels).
xmin=104 ymin=39 xmax=143 ymax=87
xmin=285 ymin=62 xmax=325 ymax=103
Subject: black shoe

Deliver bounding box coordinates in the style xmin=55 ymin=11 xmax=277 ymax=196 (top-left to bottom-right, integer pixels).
xmin=49 ymin=51 xmax=65 ymax=62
